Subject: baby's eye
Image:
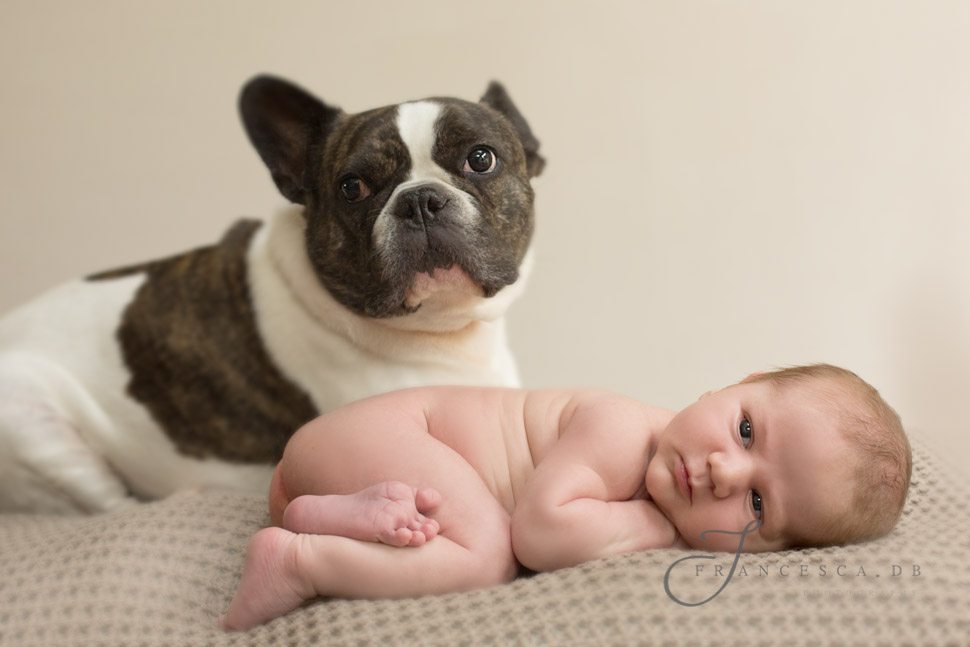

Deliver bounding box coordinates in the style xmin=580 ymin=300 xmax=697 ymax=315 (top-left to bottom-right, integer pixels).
xmin=739 ymin=417 xmax=753 ymax=447
xmin=751 ymin=490 xmax=763 ymax=519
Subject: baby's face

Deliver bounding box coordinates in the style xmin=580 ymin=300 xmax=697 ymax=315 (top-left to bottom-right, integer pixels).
xmin=645 ymin=379 xmax=854 ymax=552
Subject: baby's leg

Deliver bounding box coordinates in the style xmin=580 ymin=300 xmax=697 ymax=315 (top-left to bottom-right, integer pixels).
xmin=221 ymin=516 xmax=514 ymax=631
xmin=222 ymin=391 xmax=516 ymax=630
xmin=282 ymin=481 xmax=441 ymax=547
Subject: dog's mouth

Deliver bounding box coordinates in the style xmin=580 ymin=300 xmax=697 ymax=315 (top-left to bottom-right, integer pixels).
xmin=402 ymin=264 xmax=482 ymax=310
xmin=368 ymin=253 xmax=515 ymax=319
xmin=377 ymin=217 xmax=513 ymax=316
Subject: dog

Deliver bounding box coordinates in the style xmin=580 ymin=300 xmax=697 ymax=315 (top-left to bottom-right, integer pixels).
xmin=0 ymin=75 xmax=544 ymax=514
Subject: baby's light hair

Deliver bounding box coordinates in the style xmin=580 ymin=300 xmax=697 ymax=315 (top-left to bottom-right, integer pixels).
xmin=745 ymin=364 xmax=911 ymax=549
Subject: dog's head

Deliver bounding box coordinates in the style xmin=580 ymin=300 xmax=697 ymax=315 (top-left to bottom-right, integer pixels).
xmin=240 ymin=76 xmax=544 ymax=325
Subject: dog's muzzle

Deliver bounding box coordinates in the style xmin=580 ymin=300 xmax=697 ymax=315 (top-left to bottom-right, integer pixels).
xmin=384 ymin=182 xmax=475 ymax=274
xmin=392 ymin=184 xmax=455 ymax=228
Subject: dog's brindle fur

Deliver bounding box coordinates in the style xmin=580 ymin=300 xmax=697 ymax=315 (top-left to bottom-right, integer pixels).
xmin=88 ymin=220 xmax=316 ymax=462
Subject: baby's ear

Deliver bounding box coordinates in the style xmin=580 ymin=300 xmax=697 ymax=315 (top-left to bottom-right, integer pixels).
xmin=698 ymin=390 xmax=713 ymax=400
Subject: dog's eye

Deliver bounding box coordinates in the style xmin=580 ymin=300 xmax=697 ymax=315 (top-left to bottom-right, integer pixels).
xmin=339 ymin=176 xmax=371 ymax=203
xmin=464 ymin=147 xmax=497 ymax=174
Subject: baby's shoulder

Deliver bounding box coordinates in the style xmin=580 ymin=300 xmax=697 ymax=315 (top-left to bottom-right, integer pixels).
xmin=563 ymin=390 xmax=661 ymax=437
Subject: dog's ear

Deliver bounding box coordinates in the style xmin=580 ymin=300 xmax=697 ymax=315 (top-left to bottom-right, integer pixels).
xmin=239 ymin=75 xmax=343 ymax=204
xmin=480 ymin=82 xmax=545 ymax=178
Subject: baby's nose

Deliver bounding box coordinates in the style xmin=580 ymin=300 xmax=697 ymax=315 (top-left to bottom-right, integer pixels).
xmin=708 ymin=452 xmax=751 ymax=498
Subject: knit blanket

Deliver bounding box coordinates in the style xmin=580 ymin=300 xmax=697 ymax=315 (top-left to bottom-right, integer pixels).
xmin=1 ymin=436 xmax=966 ymax=646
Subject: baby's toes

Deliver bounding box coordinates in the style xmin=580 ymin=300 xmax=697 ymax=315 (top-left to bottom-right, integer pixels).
xmin=406 ymin=517 xmax=439 ymax=542
xmin=407 ymin=530 xmax=428 ymax=547
xmin=379 ymin=526 xmax=413 ymax=547
xmin=422 ymin=518 xmax=439 ymax=540
xmin=415 ymin=488 xmax=442 ymax=513
xmin=407 ymin=515 xmax=427 ymax=532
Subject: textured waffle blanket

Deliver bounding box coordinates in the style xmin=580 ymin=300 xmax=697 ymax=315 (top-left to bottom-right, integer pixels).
xmin=1 ymin=438 xmax=967 ymax=646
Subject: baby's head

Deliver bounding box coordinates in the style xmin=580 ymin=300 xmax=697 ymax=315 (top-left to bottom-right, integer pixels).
xmin=743 ymin=364 xmax=911 ymax=548
xmin=645 ymin=363 xmax=911 ymax=552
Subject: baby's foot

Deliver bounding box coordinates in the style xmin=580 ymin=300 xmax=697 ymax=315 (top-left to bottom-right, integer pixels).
xmin=282 ymin=481 xmax=441 ymax=547
xmin=220 ymin=527 xmax=308 ymax=631
xmin=364 ymin=481 xmax=441 ymax=547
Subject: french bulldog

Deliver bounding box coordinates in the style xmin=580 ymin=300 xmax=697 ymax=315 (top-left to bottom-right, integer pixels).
xmin=0 ymin=75 xmax=544 ymax=514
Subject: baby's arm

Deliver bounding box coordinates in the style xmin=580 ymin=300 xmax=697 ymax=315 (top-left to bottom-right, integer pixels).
xmin=511 ymin=392 xmax=678 ymax=571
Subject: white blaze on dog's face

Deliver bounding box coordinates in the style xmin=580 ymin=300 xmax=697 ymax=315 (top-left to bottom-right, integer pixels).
xmin=375 ymin=101 xmax=491 ymax=319
xmin=239 ymin=77 xmax=545 ymax=326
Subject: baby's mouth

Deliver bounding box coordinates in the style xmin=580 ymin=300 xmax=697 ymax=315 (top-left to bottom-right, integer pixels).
xmin=677 ymin=456 xmax=692 ymax=503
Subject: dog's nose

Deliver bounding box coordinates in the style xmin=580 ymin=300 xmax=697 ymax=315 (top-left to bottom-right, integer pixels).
xmin=394 ymin=185 xmax=450 ymax=227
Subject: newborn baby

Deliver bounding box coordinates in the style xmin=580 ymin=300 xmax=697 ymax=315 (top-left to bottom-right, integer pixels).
xmin=221 ymin=364 xmax=911 ymax=630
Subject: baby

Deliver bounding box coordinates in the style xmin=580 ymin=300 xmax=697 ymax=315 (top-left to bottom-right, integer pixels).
xmin=220 ymin=364 xmax=911 ymax=630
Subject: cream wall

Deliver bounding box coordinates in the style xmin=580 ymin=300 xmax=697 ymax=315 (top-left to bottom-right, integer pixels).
xmin=1 ymin=1 xmax=968 ymax=466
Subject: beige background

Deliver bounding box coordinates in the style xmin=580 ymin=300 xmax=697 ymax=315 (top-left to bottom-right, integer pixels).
xmin=1 ymin=1 xmax=967 ymax=467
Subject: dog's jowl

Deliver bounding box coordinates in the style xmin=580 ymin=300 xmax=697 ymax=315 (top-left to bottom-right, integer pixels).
xmin=0 ymin=76 xmax=544 ymax=513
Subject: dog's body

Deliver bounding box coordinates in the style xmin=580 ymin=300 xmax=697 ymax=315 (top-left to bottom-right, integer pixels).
xmin=0 ymin=77 xmax=543 ymax=513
